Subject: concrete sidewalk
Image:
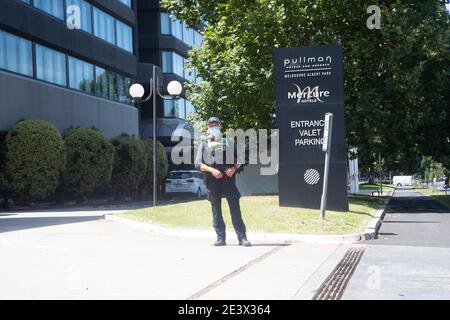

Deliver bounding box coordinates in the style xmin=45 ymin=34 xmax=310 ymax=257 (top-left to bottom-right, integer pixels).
xmin=0 ymin=209 xmax=347 ymax=300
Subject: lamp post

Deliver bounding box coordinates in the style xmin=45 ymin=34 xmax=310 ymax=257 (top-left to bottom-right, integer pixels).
xmin=129 ymin=65 xmax=183 ymax=207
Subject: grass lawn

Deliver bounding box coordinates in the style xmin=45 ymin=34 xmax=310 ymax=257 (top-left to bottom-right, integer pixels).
xmin=119 ymin=195 xmax=384 ymax=235
xmin=417 ymin=188 xmax=450 ymax=209
xmin=359 ymin=183 xmax=394 ymax=191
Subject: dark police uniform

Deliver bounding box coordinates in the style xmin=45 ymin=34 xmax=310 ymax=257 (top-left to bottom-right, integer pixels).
xmin=195 ymin=137 xmax=248 ymax=243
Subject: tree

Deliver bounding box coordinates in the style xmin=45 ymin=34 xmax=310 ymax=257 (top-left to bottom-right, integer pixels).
xmin=63 ymin=128 xmax=115 ymax=203
xmin=162 ymin=0 xmax=450 ymax=173
xmin=110 ymin=134 xmax=147 ymax=199
xmin=420 ymin=156 xmax=445 ymax=189
xmin=3 ymin=119 xmax=65 ymax=205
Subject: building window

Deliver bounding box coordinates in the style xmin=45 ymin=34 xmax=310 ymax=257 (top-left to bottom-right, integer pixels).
xmin=162 ymin=51 xmax=173 ymax=73
xmin=183 ymin=25 xmax=194 ymax=47
xmin=118 ymin=0 xmax=131 ymax=7
xmin=177 ymin=98 xmax=186 ymax=119
xmin=161 ymin=13 xmax=202 ymax=48
xmin=68 ymin=56 xmax=94 ymax=93
xmin=116 ymin=20 xmax=133 ymax=53
xmin=164 ymin=99 xmax=186 ymax=119
xmin=162 ymin=51 xmax=185 ymax=78
xmin=0 ymin=30 xmax=33 ymax=76
xmin=160 ymin=12 xmax=171 ymax=35
xmin=163 ymin=100 xmax=175 ymax=117
xmin=117 ymin=74 xmax=132 ymax=104
xmin=35 ymin=44 xmax=66 ymax=86
xmin=34 ymin=0 xmax=64 ymax=20
xmin=185 ymin=100 xmax=195 ymax=117
xmin=93 ymin=7 xmax=116 ymax=45
xmin=95 ymin=67 xmax=116 ymax=100
xmin=172 ymin=18 xmax=183 ymax=42
xmin=66 ymin=0 xmax=92 ymax=33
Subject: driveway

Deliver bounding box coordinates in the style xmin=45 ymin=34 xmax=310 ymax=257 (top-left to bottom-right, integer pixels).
xmin=342 ymin=189 xmax=450 ymax=299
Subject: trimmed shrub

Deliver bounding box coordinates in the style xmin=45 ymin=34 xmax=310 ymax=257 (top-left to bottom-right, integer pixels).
xmin=141 ymin=138 xmax=169 ymax=192
xmin=111 ymin=134 xmax=147 ymax=198
xmin=4 ymin=120 xmax=65 ymax=205
xmin=0 ymin=131 xmax=9 ymax=205
xmin=63 ymin=128 xmax=114 ymax=202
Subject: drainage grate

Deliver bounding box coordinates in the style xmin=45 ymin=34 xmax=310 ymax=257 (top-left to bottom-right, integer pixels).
xmin=312 ymin=247 xmax=365 ymax=300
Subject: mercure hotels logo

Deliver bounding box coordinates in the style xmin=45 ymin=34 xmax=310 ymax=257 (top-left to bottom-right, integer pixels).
xmin=288 ymin=84 xmax=330 ymax=104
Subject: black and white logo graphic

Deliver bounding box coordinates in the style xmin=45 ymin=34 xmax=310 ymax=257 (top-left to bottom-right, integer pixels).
xmin=288 ymin=84 xmax=330 ymax=104
xmin=304 ymin=169 xmax=320 ymax=185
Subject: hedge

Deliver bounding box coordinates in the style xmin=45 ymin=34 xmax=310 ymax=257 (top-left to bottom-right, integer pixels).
xmin=141 ymin=138 xmax=169 ymax=192
xmin=63 ymin=127 xmax=114 ymax=202
xmin=3 ymin=119 xmax=65 ymax=205
xmin=111 ymin=134 xmax=147 ymax=198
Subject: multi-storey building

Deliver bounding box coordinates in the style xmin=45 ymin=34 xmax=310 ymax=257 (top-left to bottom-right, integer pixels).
xmin=0 ymin=0 xmax=202 ymax=152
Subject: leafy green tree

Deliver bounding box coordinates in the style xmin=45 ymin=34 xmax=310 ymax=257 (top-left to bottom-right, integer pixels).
xmin=162 ymin=0 xmax=450 ymax=172
xmin=420 ymin=156 xmax=445 ymax=189
xmin=3 ymin=120 xmax=65 ymax=205
xmin=110 ymin=134 xmax=147 ymax=198
xmin=63 ymin=128 xmax=115 ymax=203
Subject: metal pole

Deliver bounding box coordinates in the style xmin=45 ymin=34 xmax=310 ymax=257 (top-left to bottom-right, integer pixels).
xmin=320 ymin=113 xmax=333 ymax=220
xmin=379 ymin=153 xmax=383 ymax=196
xmin=320 ymin=150 xmax=331 ymax=220
xmin=152 ymin=66 xmax=157 ymax=207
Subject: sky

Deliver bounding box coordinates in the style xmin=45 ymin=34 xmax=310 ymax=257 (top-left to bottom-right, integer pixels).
xmin=447 ymin=4 xmax=450 ymax=13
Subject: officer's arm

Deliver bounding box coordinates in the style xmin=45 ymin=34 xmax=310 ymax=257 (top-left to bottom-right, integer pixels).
xmin=195 ymin=142 xmax=222 ymax=176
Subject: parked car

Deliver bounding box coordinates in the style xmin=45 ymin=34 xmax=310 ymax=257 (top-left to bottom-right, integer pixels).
xmin=165 ymin=170 xmax=209 ymax=199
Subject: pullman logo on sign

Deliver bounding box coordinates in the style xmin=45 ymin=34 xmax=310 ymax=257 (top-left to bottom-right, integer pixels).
xmin=284 ymin=55 xmax=332 ymax=69
xmin=288 ymin=84 xmax=331 ymax=104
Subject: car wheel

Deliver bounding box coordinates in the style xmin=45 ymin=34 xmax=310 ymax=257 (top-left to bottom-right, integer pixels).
xmin=197 ymin=188 xmax=202 ymax=199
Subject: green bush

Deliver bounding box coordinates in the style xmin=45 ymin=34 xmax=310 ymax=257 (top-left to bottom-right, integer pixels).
xmin=141 ymin=138 xmax=169 ymax=192
xmin=111 ymin=134 xmax=147 ymax=198
xmin=63 ymin=128 xmax=114 ymax=202
xmin=3 ymin=119 xmax=65 ymax=204
xmin=0 ymin=131 xmax=8 ymax=199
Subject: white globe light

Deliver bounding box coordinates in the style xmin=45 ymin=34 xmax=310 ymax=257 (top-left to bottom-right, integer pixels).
xmin=129 ymin=83 xmax=145 ymax=100
xmin=167 ymin=80 xmax=183 ymax=96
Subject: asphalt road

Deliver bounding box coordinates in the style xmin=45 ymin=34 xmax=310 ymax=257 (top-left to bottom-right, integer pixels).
xmin=343 ymin=189 xmax=450 ymax=299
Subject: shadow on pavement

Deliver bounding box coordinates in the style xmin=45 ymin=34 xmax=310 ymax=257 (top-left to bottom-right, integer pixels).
xmin=385 ymin=196 xmax=450 ymax=214
xmin=383 ymin=220 xmax=440 ymax=224
xmin=0 ymin=216 xmax=103 ymax=233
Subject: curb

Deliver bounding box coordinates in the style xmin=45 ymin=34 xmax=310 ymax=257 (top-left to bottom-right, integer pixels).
xmin=105 ymin=214 xmax=360 ymax=245
xmin=361 ymin=189 xmax=395 ymax=240
xmin=104 ymin=191 xmax=395 ymax=245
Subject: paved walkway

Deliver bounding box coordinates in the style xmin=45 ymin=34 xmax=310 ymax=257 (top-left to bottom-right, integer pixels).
xmin=0 ymin=208 xmax=347 ymax=300
xmin=343 ymin=189 xmax=450 ymax=299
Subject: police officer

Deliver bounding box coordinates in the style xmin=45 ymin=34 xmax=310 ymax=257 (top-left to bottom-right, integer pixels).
xmin=195 ymin=117 xmax=251 ymax=247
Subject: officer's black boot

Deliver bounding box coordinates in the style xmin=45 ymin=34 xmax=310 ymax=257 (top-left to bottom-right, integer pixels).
xmin=239 ymin=239 xmax=252 ymax=247
xmin=213 ymin=238 xmax=226 ymax=246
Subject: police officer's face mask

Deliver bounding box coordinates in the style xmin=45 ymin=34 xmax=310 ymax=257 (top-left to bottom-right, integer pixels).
xmin=209 ymin=127 xmax=222 ymax=141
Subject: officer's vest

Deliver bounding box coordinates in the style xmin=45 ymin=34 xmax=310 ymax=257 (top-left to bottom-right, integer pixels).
xmin=205 ymin=138 xmax=234 ymax=172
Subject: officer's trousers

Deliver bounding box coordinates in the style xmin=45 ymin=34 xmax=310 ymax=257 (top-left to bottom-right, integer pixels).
xmin=208 ymin=176 xmax=247 ymax=241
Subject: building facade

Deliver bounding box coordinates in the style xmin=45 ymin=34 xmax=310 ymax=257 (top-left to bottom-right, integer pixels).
xmin=136 ymin=0 xmax=202 ymax=160
xmin=0 ymin=0 xmax=140 ymax=137
xmin=0 ymin=0 xmax=201 ymax=143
